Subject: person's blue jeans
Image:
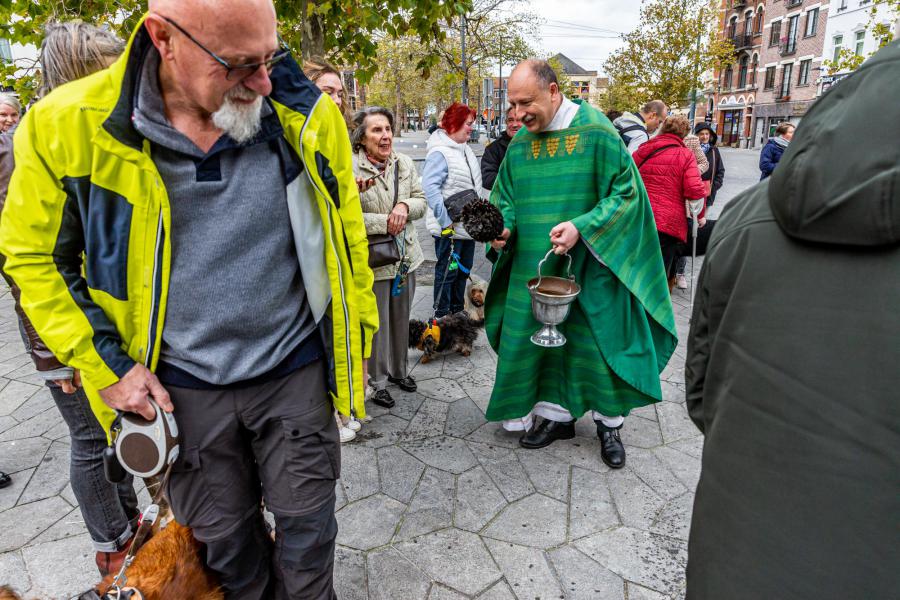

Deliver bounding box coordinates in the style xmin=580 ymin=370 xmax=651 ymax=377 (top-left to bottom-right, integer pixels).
xmin=49 ymin=385 xmax=139 ymax=552
xmin=433 ymin=236 xmax=475 ymax=317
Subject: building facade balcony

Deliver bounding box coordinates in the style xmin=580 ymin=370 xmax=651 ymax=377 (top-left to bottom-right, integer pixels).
xmin=730 ymin=0 xmax=747 ymax=10
xmin=731 ymin=34 xmax=753 ymax=50
xmin=780 ymin=39 xmax=797 ymax=56
xmin=786 ymin=0 xmax=803 ymax=7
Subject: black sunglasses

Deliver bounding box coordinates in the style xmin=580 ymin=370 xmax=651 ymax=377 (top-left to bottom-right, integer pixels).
xmin=161 ymin=16 xmax=289 ymax=81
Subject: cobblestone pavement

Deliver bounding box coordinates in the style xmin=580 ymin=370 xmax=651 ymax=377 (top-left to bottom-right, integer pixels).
xmin=0 ymin=147 xmax=761 ymax=598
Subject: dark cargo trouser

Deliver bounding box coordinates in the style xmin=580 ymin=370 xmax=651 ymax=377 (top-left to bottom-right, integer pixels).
xmin=165 ymin=359 xmax=339 ymax=600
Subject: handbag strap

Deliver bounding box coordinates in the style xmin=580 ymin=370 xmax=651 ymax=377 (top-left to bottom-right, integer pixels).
xmin=393 ymin=161 xmax=400 ymax=207
xmin=636 ymin=144 xmax=680 ymax=169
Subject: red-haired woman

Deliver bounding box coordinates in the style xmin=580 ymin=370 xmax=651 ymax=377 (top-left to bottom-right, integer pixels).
xmin=423 ymin=102 xmax=480 ymax=316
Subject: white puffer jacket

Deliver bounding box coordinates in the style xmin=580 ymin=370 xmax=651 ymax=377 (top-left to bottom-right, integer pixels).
xmin=424 ymin=129 xmax=483 ymax=240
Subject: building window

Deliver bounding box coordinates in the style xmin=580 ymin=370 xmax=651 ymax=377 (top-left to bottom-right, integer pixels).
xmin=0 ymin=39 xmax=11 ymax=63
xmin=770 ymin=21 xmax=782 ymax=47
xmin=780 ymin=63 xmax=793 ymax=97
xmin=855 ymin=31 xmax=866 ymax=55
xmin=804 ymin=8 xmax=819 ymax=37
xmin=723 ymin=65 xmax=734 ymax=89
xmin=738 ymin=55 xmax=749 ymax=88
xmin=764 ymin=66 xmax=776 ymax=89
xmin=787 ymin=15 xmax=800 ymax=44
xmin=750 ymin=56 xmax=759 ymax=86
xmin=797 ymin=59 xmax=811 ymax=85
xmin=756 ymin=10 xmax=764 ymax=35
xmin=729 ymin=17 xmax=738 ymax=39
xmin=744 ymin=12 xmax=753 ymax=37
xmin=832 ymin=34 xmax=843 ymax=63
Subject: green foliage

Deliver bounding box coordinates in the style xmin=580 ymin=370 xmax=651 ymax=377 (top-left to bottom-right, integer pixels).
xmin=823 ymin=0 xmax=898 ymax=75
xmin=600 ymin=0 xmax=733 ymax=112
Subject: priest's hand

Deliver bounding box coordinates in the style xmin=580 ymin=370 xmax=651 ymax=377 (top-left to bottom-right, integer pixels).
xmin=490 ymin=228 xmax=511 ymax=251
xmin=549 ymin=221 xmax=579 ymax=255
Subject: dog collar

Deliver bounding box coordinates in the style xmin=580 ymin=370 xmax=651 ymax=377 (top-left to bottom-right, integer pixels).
xmin=418 ymin=321 xmax=441 ymax=350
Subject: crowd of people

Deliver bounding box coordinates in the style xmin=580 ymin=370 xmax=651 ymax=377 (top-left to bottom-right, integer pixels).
xmin=0 ymin=1 xmax=896 ymax=599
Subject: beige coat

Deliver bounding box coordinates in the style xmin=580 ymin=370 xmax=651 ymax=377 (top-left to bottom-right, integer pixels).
xmin=353 ymin=149 xmax=427 ymax=281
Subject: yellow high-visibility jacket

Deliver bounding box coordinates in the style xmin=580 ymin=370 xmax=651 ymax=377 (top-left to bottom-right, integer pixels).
xmin=0 ymin=18 xmax=378 ymax=431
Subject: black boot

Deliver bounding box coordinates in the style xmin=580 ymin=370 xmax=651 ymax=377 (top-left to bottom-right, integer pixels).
xmin=388 ymin=375 xmax=417 ymax=392
xmin=0 ymin=471 xmax=10 ymax=489
xmin=596 ymin=422 xmax=626 ymax=469
xmin=372 ymin=388 xmax=395 ymax=408
xmin=519 ymin=418 xmax=576 ymax=449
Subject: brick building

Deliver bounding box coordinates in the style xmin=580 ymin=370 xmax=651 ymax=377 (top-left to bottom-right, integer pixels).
xmin=752 ymin=0 xmax=829 ymax=147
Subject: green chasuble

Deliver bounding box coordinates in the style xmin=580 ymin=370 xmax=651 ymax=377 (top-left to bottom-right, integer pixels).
xmin=484 ymin=102 xmax=677 ymax=421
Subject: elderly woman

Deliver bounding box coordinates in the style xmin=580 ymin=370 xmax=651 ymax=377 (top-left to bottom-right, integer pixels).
xmin=633 ymin=114 xmax=709 ymax=285
xmin=0 ymin=93 xmax=21 ymax=133
xmin=423 ymin=102 xmax=480 ymax=317
xmin=0 ymin=22 xmax=135 ymax=576
xmin=351 ymin=106 xmax=426 ymax=410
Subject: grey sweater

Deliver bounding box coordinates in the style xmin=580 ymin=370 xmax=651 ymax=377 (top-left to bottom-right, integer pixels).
xmin=133 ymin=50 xmax=316 ymax=385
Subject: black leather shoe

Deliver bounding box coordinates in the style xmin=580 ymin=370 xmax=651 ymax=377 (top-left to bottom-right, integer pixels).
xmin=0 ymin=471 xmax=10 ymax=489
xmin=597 ymin=423 xmax=626 ymax=469
xmin=372 ymin=389 xmax=395 ymax=408
xmin=388 ymin=375 xmax=417 ymax=392
xmin=519 ymin=418 xmax=576 ymax=449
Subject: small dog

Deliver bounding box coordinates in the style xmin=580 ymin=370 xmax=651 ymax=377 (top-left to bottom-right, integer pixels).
xmin=464 ymin=277 xmax=487 ymax=326
xmin=1 ymin=521 xmax=222 ymax=600
xmin=409 ymin=313 xmax=479 ymax=363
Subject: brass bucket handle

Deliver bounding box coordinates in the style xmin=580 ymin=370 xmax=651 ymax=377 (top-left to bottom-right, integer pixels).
xmin=531 ymin=249 xmax=574 ymax=290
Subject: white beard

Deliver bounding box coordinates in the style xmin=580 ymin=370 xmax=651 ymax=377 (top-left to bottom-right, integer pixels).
xmin=211 ymin=87 xmax=263 ymax=144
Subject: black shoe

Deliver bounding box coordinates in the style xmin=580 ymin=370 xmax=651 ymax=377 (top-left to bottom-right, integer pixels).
xmin=519 ymin=418 xmax=576 ymax=449
xmin=388 ymin=375 xmax=417 ymax=392
xmin=0 ymin=471 xmax=10 ymax=489
xmin=372 ymin=389 xmax=395 ymax=408
xmin=596 ymin=423 xmax=626 ymax=469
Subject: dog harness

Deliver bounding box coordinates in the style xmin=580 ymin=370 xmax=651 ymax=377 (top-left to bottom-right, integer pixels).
xmin=417 ymin=319 xmax=441 ymax=350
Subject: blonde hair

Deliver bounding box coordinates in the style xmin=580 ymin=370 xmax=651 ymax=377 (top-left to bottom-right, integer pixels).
xmin=303 ymin=57 xmax=352 ymax=127
xmin=39 ymin=21 xmax=125 ymax=95
xmin=661 ymin=114 xmax=691 ymax=139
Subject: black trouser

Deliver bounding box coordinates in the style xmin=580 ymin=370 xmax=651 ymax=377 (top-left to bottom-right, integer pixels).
xmin=165 ymin=359 xmax=339 ymax=600
xmin=675 ymin=219 xmax=717 ymax=276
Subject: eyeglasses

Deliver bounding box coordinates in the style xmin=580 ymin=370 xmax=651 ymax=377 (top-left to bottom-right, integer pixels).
xmin=161 ymin=16 xmax=289 ymax=81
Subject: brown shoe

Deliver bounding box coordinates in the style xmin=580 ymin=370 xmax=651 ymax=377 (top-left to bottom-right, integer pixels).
xmin=96 ymin=545 xmax=131 ymax=578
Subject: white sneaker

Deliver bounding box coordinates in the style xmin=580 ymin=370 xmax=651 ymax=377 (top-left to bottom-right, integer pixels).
xmin=346 ymin=419 xmax=362 ymax=432
xmin=339 ymin=426 xmax=356 ymax=443
xmin=675 ymin=274 xmax=688 ymax=289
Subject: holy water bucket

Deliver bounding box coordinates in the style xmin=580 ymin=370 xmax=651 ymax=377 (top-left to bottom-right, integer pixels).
xmin=527 ymin=250 xmax=581 ymax=347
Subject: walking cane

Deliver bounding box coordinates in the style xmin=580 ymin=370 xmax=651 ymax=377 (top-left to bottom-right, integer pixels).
xmin=686 ymin=199 xmax=704 ymax=310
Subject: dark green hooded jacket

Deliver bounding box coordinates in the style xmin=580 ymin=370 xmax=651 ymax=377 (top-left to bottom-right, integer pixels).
xmin=685 ymin=40 xmax=900 ymax=600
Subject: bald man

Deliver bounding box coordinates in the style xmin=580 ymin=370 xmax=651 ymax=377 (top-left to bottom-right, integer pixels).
xmin=0 ymin=1 xmax=378 ymax=597
xmin=484 ymin=60 xmax=676 ymax=471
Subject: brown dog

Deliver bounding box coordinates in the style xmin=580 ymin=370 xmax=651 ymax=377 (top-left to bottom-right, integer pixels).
xmin=1 ymin=522 xmax=221 ymax=600
xmin=464 ymin=277 xmax=486 ymax=325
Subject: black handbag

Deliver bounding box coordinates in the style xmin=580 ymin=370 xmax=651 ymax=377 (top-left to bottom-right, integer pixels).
xmin=444 ymin=154 xmax=480 ymax=222
xmin=367 ymin=166 xmax=402 ymax=269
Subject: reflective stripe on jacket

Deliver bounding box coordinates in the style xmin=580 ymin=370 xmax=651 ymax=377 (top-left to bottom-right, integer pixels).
xmin=0 ymin=17 xmax=378 ymax=430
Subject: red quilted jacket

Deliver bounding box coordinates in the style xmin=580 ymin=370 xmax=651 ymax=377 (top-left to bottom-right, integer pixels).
xmin=634 ymin=133 xmax=708 ymax=242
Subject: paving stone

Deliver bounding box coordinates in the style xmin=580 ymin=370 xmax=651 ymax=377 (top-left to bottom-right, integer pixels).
xmin=415 ymin=378 xmax=468 ymax=403
xmin=0 ymin=437 xmax=51 ymax=474
xmin=542 ymin=436 xmax=608 ymax=473
xmin=463 ymin=384 xmax=494 ymax=415
xmin=0 ymin=467 xmax=32 ymax=511
xmin=18 ymin=441 xmax=71 ymax=504
xmin=21 ymin=535 xmax=101 ymax=598
xmin=483 ymin=494 xmax=568 ymax=549
xmin=397 ymin=468 xmax=454 ymax=540
xmin=475 ymin=580 xmax=516 ymax=599
xmin=649 ymin=493 xmax=694 ymax=542
xmin=0 ymin=496 xmax=71 ymax=552
xmin=367 ymin=547 xmax=432 ymax=600
xmin=394 ymin=529 xmax=500 ymax=596
xmin=409 ymin=354 xmax=445 ymax=382
xmin=626 ymin=582 xmax=671 ymax=600
xmin=627 ymin=448 xmax=689 ymax=501
xmin=652 ymin=446 xmax=702 ymax=492
xmin=60 ymin=483 xmax=78 ymax=507
xmin=444 ymin=396 xmax=485 ymax=438
xmin=441 ymin=355 xmax=474 ymax=380
xmin=339 ymin=444 xmax=380 ymax=502
xmin=656 ymin=402 xmax=699 ymax=445
xmin=10 ymin=388 xmax=54 ymax=422
xmin=357 ymin=414 xmax=411 ymax=449
xmin=483 ymin=538 xmax=564 ymax=600
xmin=456 ymin=368 xmax=495 ymax=395
xmin=42 ymin=419 xmax=71 ymax=441
xmin=468 ymin=442 xmax=535 ymax=503
xmin=428 ymin=584 xmax=469 ymax=599
xmin=668 ymin=436 xmax=704 ymax=460
xmin=401 ymin=436 xmax=477 ymax=474
xmin=0 ymin=414 xmax=16 ymax=434
xmin=335 ymin=494 xmax=407 ymax=551
xmin=607 ymin=467 xmax=666 ymax=530
xmin=388 ymin=391 xmax=425 ymax=421
xmin=378 ymin=446 xmax=425 ymax=504
xmin=574 ymin=527 xmax=687 ymax=598
xmin=630 ymin=404 xmax=659 ymax=422
xmin=660 ymin=381 xmax=687 ymax=405
xmin=620 ymin=415 xmax=664 ymax=449
xmin=334 ymin=546 xmax=367 ymax=600
xmin=548 ymin=544 xmax=625 ymax=600
xmin=454 ymin=466 xmax=506 ymax=532
xmin=466 ymin=421 xmax=519 ymax=449
xmin=0 ymin=550 xmax=31 ymax=594
xmin=0 ymin=407 xmax=62 ymax=442
xmin=569 ymin=467 xmax=620 ymax=540
xmin=335 ymin=480 xmax=348 ymax=511
xmin=27 ymin=506 xmax=86 ymax=546
xmin=405 ymin=399 xmax=450 ymax=440
xmin=0 ymin=379 xmax=41 ymax=417
xmin=5 ymin=363 xmax=44 ymax=385
xmin=515 ymin=448 xmax=571 ymax=502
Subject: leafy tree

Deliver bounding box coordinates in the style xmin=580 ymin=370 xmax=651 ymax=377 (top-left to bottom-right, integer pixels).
xmin=0 ymin=0 xmax=471 ymax=101
xmin=824 ymin=0 xmax=899 ymax=74
xmin=600 ymin=0 xmax=733 ymax=111
xmin=546 ymin=55 xmax=573 ymax=99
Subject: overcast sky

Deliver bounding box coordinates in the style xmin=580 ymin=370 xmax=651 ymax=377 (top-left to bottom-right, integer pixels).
xmin=524 ymin=0 xmax=641 ymax=76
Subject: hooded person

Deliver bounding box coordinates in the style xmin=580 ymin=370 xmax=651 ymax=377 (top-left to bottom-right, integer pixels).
xmin=758 ymin=121 xmax=794 ymax=180
xmin=685 ymin=40 xmax=900 ymax=600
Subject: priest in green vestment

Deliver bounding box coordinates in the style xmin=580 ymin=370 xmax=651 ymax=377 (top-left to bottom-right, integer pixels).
xmin=485 ymin=59 xmax=677 ymax=468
